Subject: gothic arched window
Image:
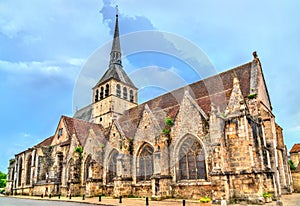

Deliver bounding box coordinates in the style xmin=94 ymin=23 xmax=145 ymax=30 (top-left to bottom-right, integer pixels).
xmin=116 ymin=84 xmax=121 ymax=97
xmin=100 ymin=87 xmax=104 ymax=100
xmin=130 ymin=90 xmax=134 ymax=102
xmin=18 ymin=157 xmax=23 ymax=186
xmin=178 ymin=136 xmax=206 ymax=180
xmin=123 ymin=87 xmax=127 ymax=100
xmin=107 ymin=149 xmax=118 ymax=183
xmin=67 ymin=158 xmax=74 ymax=182
xmin=84 ymin=155 xmax=92 ymax=183
xmin=57 ymin=153 xmax=63 ymax=183
xmin=26 ymin=155 xmax=32 ymax=185
xmin=137 ymin=144 xmax=154 ymax=182
xmin=105 ymin=84 xmax=109 ymax=97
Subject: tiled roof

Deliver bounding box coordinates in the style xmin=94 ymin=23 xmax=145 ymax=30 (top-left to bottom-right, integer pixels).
xmin=35 ymin=135 xmax=54 ymax=147
xmin=290 ymin=143 xmax=300 ymax=153
xmin=117 ymin=61 xmax=252 ymax=138
xmin=62 ymin=116 xmax=105 ymax=147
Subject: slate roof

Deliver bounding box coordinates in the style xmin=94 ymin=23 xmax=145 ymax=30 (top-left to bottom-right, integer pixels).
xmin=290 ymin=143 xmax=300 ymax=153
xmin=62 ymin=116 xmax=105 ymax=147
xmin=117 ymin=61 xmax=253 ymax=138
xmin=73 ymin=104 xmax=92 ymax=122
xmin=95 ymin=64 xmax=136 ymax=88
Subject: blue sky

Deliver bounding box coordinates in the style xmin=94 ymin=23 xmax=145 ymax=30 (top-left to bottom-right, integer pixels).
xmin=1 ymin=0 xmax=300 ymax=172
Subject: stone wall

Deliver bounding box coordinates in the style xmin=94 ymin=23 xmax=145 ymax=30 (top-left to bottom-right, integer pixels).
xmin=14 ymin=186 xmax=32 ymax=196
xmin=132 ymin=184 xmax=152 ymax=197
xmin=31 ymin=184 xmax=59 ymax=196
xmin=292 ymin=171 xmax=300 ymax=192
xmin=102 ymin=185 xmax=114 ymax=196
xmin=91 ymin=79 xmax=137 ymax=126
xmin=171 ymin=183 xmax=211 ymax=199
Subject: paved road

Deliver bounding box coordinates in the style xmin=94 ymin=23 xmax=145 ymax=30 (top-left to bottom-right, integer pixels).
xmin=1 ymin=193 xmax=300 ymax=206
xmin=0 ymin=196 xmax=104 ymax=206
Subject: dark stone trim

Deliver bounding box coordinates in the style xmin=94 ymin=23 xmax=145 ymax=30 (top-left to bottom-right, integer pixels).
xmin=87 ymin=178 xmax=103 ymax=183
xmin=119 ymin=177 xmax=133 ymax=181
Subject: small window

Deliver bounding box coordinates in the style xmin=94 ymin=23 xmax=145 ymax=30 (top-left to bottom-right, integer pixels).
xmin=105 ymin=84 xmax=109 ymax=97
xmin=58 ymin=128 xmax=63 ymax=139
xmin=95 ymin=89 xmax=99 ymax=102
xmin=130 ymin=90 xmax=134 ymax=102
xmin=100 ymin=117 xmax=102 ymax=122
xmin=123 ymin=87 xmax=127 ymax=100
xmin=100 ymin=87 xmax=104 ymax=100
xmin=116 ymin=84 xmax=121 ymax=97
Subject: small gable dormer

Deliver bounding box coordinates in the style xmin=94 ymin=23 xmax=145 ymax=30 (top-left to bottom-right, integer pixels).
xmin=50 ymin=116 xmax=70 ymax=146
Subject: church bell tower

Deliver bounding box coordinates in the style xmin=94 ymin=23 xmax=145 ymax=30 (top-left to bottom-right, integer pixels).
xmin=91 ymin=7 xmax=138 ymax=127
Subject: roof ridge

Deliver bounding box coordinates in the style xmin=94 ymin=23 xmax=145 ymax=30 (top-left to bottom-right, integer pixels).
xmin=34 ymin=135 xmax=54 ymax=147
xmin=63 ymin=115 xmax=101 ymax=127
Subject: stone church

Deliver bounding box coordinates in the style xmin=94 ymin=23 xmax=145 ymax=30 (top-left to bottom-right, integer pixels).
xmin=6 ymin=12 xmax=293 ymax=204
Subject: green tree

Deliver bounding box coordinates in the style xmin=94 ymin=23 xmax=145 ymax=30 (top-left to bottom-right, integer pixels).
xmin=0 ymin=171 xmax=7 ymax=188
xmin=289 ymin=160 xmax=297 ymax=170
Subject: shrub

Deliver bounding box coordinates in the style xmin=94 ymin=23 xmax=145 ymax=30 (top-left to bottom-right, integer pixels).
xmin=165 ymin=116 xmax=174 ymax=127
xmin=263 ymin=192 xmax=272 ymax=198
xmin=74 ymin=146 xmax=83 ymax=159
xmin=247 ymin=93 xmax=257 ymax=99
xmin=75 ymin=146 xmax=83 ymax=153
xmin=9 ymin=159 xmax=15 ymax=165
xmin=162 ymin=128 xmax=170 ymax=135
xmin=162 ymin=117 xmax=173 ymax=136
xmin=200 ymin=195 xmax=211 ymax=203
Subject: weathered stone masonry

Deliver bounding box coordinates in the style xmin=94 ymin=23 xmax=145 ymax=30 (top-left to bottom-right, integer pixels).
xmin=6 ymin=12 xmax=293 ymax=204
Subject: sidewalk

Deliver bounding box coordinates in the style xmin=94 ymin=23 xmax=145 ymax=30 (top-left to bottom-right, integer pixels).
xmin=5 ymin=193 xmax=300 ymax=206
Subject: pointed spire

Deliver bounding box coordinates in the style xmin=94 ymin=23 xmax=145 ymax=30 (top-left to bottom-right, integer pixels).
xmin=110 ymin=5 xmax=122 ymax=66
xmin=225 ymin=76 xmax=246 ymax=116
xmin=94 ymin=5 xmax=136 ymax=89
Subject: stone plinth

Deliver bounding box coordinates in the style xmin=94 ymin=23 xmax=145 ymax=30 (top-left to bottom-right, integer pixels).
xmin=113 ymin=177 xmax=133 ymax=197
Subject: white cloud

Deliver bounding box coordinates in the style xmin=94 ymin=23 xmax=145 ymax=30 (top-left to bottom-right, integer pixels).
xmin=0 ymin=19 xmax=20 ymax=39
xmin=0 ymin=0 xmax=111 ymax=61
xmin=67 ymin=58 xmax=86 ymax=67
xmin=0 ymin=59 xmax=82 ymax=80
xmin=20 ymin=132 xmax=30 ymax=138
